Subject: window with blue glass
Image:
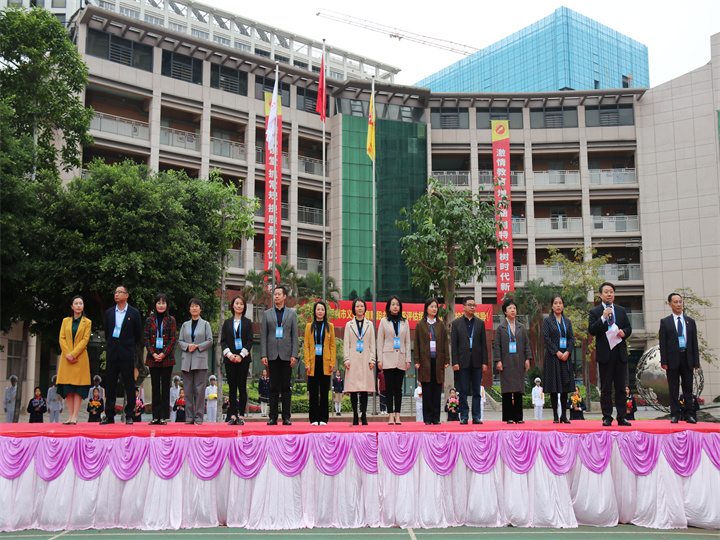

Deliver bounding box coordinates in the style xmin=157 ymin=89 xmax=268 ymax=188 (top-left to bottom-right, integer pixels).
xmin=530 ymin=107 xmax=578 ymax=129
xmin=585 ymin=104 xmax=634 ymax=127
xmin=430 ymin=108 xmax=469 ymax=129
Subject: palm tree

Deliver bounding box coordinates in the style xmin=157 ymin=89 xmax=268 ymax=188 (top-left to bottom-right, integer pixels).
xmin=241 ymin=269 xmax=270 ymax=322
xmin=274 ymin=260 xmax=299 ymax=303
xmin=509 ymin=278 xmax=561 ymax=368
xmin=298 ymin=272 xmax=341 ymax=307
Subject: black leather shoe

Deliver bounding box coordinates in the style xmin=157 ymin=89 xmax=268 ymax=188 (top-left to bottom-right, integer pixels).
xmin=506 ymin=420 xmax=514 ymax=424
xmin=267 ymin=419 xmax=278 ymax=426
xmin=602 ymin=418 xmax=613 ymax=427
xmin=238 ymin=418 xmax=245 ymax=426
xmin=361 ymin=414 xmax=368 ymax=426
xmin=460 ymin=419 xmax=468 ymax=425
xmin=472 ymin=419 xmax=483 ymax=425
xmin=516 ymin=420 xmax=525 ymax=424
xmin=282 ymin=419 xmax=292 ymax=426
xmin=432 ymin=421 xmax=441 ymax=425
xmin=617 ymin=418 xmax=632 ymax=427
xmin=126 ymin=418 xmax=133 ymax=425
xmin=228 ymin=417 xmax=238 ymax=426
xmin=686 ymin=417 xmax=697 ymax=424
xmin=100 ymin=416 xmax=115 ymax=425
xmin=670 ymin=416 xmax=679 ymax=424
xmin=560 ymin=417 xmax=571 ymax=424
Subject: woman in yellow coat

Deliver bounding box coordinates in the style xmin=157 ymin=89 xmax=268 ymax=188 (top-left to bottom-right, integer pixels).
xmin=58 ymin=295 xmax=92 ymax=424
xmin=304 ymin=300 xmax=336 ymax=425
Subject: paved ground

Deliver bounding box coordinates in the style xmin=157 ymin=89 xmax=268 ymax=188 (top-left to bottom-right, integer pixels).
xmin=2 ymin=525 xmax=719 ymax=539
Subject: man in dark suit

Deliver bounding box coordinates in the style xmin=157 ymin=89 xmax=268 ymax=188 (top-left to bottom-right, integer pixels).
xmin=102 ymin=285 xmax=143 ymax=424
xmin=450 ymin=296 xmax=488 ymax=425
xmin=659 ymin=292 xmax=700 ymax=424
xmin=589 ymin=282 xmax=633 ymax=427
xmin=260 ymin=285 xmax=298 ymax=426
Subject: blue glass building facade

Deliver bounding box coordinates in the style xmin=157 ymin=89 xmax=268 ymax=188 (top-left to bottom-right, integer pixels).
xmin=416 ymin=7 xmax=649 ymax=92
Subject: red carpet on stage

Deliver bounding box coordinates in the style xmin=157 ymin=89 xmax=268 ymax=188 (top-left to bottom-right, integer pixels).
xmin=2 ymin=420 xmax=720 ymax=532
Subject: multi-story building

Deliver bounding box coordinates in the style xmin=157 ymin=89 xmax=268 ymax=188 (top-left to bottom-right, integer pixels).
xmin=1 ymin=5 xmax=718 ymax=405
xmin=416 ymin=7 xmax=649 ymax=93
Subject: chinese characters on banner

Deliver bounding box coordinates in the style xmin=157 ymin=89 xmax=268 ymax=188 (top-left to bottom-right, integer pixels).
xmin=264 ymin=91 xmax=282 ymax=287
xmin=491 ymin=120 xmax=514 ymax=304
xmin=330 ymin=301 xmax=494 ymax=331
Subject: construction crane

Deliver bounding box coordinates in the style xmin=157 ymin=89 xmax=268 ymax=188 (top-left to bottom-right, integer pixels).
xmin=316 ymin=9 xmax=479 ymax=56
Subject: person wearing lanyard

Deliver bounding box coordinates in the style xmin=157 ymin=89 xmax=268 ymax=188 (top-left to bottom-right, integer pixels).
xmin=343 ymin=298 xmax=376 ymax=426
xmin=659 ymin=292 xmax=700 ymax=424
xmin=102 ymin=286 xmax=142 ymax=425
xmin=589 ymin=282 xmax=633 ymax=427
xmin=304 ymin=300 xmax=336 ymax=425
xmin=414 ymin=298 xmax=449 ymax=425
xmin=494 ymin=298 xmax=533 ymax=424
xmin=450 ymin=296 xmax=489 ymax=425
xmin=177 ymin=298 xmax=214 ymax=425
xmin=542 ymin=295 xmax=575 ymax=423
xmin=377 ymin=295 xmax=411 ymax=425
xmin=221 ymin=295 xmax=253 ymax=425
xmin=260 ymin=286 xmax=299 ymax=426
xmin=144 ymin=293 xmax=177 ymax=425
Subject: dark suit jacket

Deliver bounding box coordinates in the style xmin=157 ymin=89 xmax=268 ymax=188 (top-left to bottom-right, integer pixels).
xmin=104 ymin=304 xmax=142 ymax=364
xmin=450 ymin=316 xmax=488 ymax=370
xmin=659 ymin=314 xmax=700 ymax=370
xmin=220 ymin=316 xmax=254 ymax=366
xmin=588 ymin=303 xmax=632 ymax=363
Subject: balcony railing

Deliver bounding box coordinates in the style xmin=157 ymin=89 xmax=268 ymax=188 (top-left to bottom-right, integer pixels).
xmin=512 ymin=218 xmax=526 ymax=235
xmin=432 ymin=171 xmax=470 ymax=187
xmin=255 ymin=147 xmax=290 ymax=169
xmin=228 ymin=249 xmax=244 ymax=269
xmin=297 ymin=257 xmax=322 ymax=275
xmin=485 ymin=265 xmax=528 ymax=282
xmin=535 ymin=217 xmax=583 ymax=234
xmin=255 ymin=201 xmax=289 ymax=220
xmin=298 ymin=156 xmax=326 ymax=175
xmin=536 ymin=264 xmax=564 ymax=284
xmin=591 ymin=215 xmax=640 ymax=233
xmin=628 ymin=312 xmax=644 ymax=330
xmin=253 ymin=253 xmax=289 ymax=271
xmin=160 ymin=127 xmax=199 ymax=151
xmin=598 ymin=263 xmax=642 ymax=282
xmin=90 ymin=112 xmax=149 ymax=140
xmin=510 ymin=171 xmax=525 ymax=187
xmin=297 ymin=205 xmax=328 ymax=226
xmin=589 ymin=168 xmax=636 ymax=185
xmin=211 ymin=138 xmax=246 ymax=161
xmin=533 ymin=170 xmax=580 ymax=186
xmin=478 ymin=171 xmax=493 ymax=185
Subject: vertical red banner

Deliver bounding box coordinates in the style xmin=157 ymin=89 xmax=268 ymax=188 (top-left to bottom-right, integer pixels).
xmin=492 ymin=120 xmax=514 ymax=304
xmin=264 ymin=93 xmax=282 ymax=286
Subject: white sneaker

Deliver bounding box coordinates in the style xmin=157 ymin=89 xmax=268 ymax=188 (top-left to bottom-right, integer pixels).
xmin=319 ymin=422 xmax=327 ymax=425
xmin=311 ymin=422 xmax=319 ymax=426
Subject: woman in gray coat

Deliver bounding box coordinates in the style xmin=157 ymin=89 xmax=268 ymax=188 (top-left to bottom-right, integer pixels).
xmin=177 ymin=298 xmax=214 ymax=425
xmin=494 ymin=298 xmax=533 ymax=424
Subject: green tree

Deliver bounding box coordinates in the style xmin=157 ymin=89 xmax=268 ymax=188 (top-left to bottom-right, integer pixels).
xmin=0 ymin=7 xmax=93 ymax=174
xmin=396 ymin=177 xmax=505 ymax=323
xmin=241 ymin=269 xmax=271 ymax=322
xmin=298 ymin=272 xmax=341 ymax=306
xmin=274 ymin=260 xmax=299 ymax=303
xmin=666 ymin=287 xmax=716 ymax=365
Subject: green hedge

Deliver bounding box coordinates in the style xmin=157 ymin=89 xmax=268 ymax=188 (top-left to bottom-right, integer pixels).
xmin=223 ymin=381 xmax=354 ymax=414
xmin=490 ymin=384 xmax=599 ymax=409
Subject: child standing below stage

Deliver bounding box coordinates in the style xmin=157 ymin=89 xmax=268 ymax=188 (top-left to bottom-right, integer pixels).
xmin=414 ymin=384 xmax=423 ymax=422
xmin=27 ymin=387 xmax=47 ymax=423
xmin=169 ymin=376 xmax=181 ymax=422
xmin=445 ymin=388 xmax=460 ymax=421
xmin=47 ymin=376 xmax=64 ymax=423
xmin=258 ymin=369 xmax=270 ymax=417
xmin=532 ymin=377 xmax=544 ymax=421
xmin=87 ymin=387 xmax=104 ymax=422
xmin=133 ymin=387 xmax=144 ymax=423
xmin=205 ymin=375 xmax=218 ymax=422
xmin=173 ymin=388 xmax=186 ymax=423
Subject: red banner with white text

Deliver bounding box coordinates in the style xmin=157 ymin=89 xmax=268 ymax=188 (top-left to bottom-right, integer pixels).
xmin=264 ymin=92 xmax=282 ymax=288
xmin=329 ymin=301 xmax=493 ymax=331
xmin=492 ymin=120 xmax=514 ymax=304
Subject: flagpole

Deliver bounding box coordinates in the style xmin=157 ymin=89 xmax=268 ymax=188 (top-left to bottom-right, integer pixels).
xmin=370 ymin=76 xmax=377 ymax=416
xmin=321 ymin=39 xmax=327 ymax=304
xmin=272 ymin=61 xmax=279 ymax=295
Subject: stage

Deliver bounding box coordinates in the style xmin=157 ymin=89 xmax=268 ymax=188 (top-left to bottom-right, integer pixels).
xmin=2 ymin=420 xmax=720 ymax=531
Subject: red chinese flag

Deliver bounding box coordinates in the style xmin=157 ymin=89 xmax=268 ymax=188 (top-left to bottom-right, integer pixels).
xmin=316 ymin=56 xmax=326 ymax=121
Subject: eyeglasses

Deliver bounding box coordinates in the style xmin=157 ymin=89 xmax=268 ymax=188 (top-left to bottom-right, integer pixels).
xmin=114 ymin=290 xmax=128 ymax=295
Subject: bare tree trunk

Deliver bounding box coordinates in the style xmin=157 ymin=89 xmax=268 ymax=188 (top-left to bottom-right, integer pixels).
xmin=215 ymin=252 xmax=227 ymax=422
xmin=443 ymin=253 xmax=457 ymax=405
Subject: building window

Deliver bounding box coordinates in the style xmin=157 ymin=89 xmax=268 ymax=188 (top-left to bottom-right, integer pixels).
xmin=119 ymin=7 xmax=140 ymax=19
xmin=191 ymin=28 xmax=209 ymax=40
xmin=585 ymin=104 xmax=634 ymax=127
xmin=234 ymin=41 xmax=251 ymax=52
xmin=31 ymin=0 xmax=45 ymax=6
xmin=376 ymin=103 xmax=425 ymax=123
xmin=213 ymin=35 xmax=230 ymax=46
xmin=161 ymin=49 xmax=203 ymax=84
xmin=7 ymin=0 xmax=23 ymax=6
xmin=254 ymin=75 xmax=290 ymax=105
xmin=622 ymin=75 xmax=630 ymax=88
xmin=430 ymin=108 xmax=469 ymax=129
xmin=254 ymin=48 xmax=271 ymax=58
xmin=529 ymin=107 xmax=578 ymax=129
xmin=476 ymin=107 xmax=523 ymax=130
xmin=274 ymin=54 xmax=290 ymax=65
xmin=51 ymin=0 xmax=65 ymax=6
xmin=210 ymin=64 xmax=247 ymax=95
xmin=329 ymin=69 xmax=343 ymax=80
xmin=168 ymin=21 xmax=186 ymax=33
xmin=297 ymin=87 xmax=319 ymax=114
xmin=335 ymin=98 xmax=367 ymax=117
xmin=86 ymin=28 xmax=153 ymax=72
xmin=5 ymin=340 xmax=22 ymax=380
xmin=145 ymin=14 xmax=164 ymax=26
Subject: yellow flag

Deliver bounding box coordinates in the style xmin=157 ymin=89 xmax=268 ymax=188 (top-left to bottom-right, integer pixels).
xmin=366 ymin=93 xmax=375 ymax=162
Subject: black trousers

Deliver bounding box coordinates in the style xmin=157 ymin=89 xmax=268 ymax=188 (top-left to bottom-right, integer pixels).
xmin=550 ymin=392 xmax=569 ymax=420
xmin=105 ymin=359 xmax=135 ymax=419
xmin=383 ymin=368 xmax=405 ymax=414
xmin=149 ymin=365 xmax=173 ymax=420
xmin=599 ymin=350 xmax=627 ymax=421
xmin=667 ymin=354 xmax=694 ymax=418
xmin=502 ymin=392 xmax=524 ymax=422
xmin=421 ymin=358 xmax=442 ymax=423
xmin=268 ymin=359 xmax=292 ymax=421
xmin=350 ymin=392 xmax=368 ymax=415
xmin=308 ymin=374 xmax=330 ymax=423
xmin=226 ymin=360 xmax=250 ymax=418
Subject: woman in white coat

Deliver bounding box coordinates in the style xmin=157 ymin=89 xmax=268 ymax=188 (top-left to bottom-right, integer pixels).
xmin=377 ymin=295 xmax=411 ymax=425
xmin=343 ymin=298 xmax=376 ymax=426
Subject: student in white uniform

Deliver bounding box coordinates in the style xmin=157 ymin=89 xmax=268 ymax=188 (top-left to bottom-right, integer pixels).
xmin=47 ymin=375 xmax=64 ymax=423
xmin=169 ymin=376 xmax=181 ymax=423
xmin=205 ymin=375 xmax=218 ymax=423
xmin=480 ymin=386 xmax=486 ymax=422
xmin=532 ymin=377 xmax=544 ymax=421
xmin=414 ymin=384 xmax=423 ymax=422
xmin=4 ymin=375 xmax=18 ymax=423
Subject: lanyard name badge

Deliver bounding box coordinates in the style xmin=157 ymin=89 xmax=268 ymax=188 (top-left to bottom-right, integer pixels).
xmin=234 ymin=319 xmax=243 ymax=350
xmin=356 ymin=322 xmax=366 ymax=353
xmin=315 ymin=324 xmax=324 ymax=356
xmin=429 ymin=324 xmax=436 ymax=354
xmin=393 ymin=321 xmax=401 ymax=349
xmin=677 ymin=318 xmax=686 ymax=349
xmin=468 ymin=321 xmax=475 ymax=349
xmin=275 ymin=310 xmax=284 ymax=339
xmin=113 ymin=311 xmax=124 ymax=338
xmin=155 ymin=319 xmax=164 ymax=349
xmin=508 ymin=324 xmax=517 ymax=354
xmin=557 ymin=317 xmax=567 ymax=349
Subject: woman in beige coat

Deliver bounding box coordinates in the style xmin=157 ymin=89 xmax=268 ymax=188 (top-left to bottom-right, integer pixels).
xmin=343 ymin=298 xmax=376 ymax=425
xmin=377 ymin=295 xmax=411 ymax=425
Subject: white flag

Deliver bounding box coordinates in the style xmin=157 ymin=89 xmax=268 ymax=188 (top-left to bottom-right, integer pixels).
xmin=266 ymin=77 xmax=278 ymax=145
